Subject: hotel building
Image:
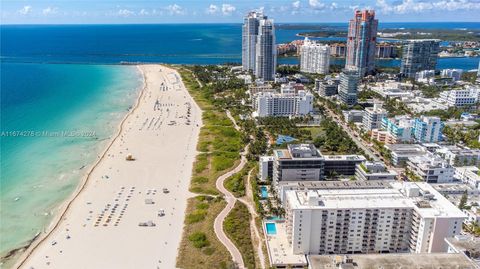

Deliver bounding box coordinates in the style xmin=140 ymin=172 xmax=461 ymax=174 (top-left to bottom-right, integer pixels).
xmin=300 ymin=38 xmax=330 ymax=74
xmin=262 ymin=144 xmax=365 ymax=184
xmin=284 ymin=182 xmax=465 ymax=255
xmin=345 ymin=10 xmax=378 ymax=76
xmin=401 ymin=39 xmax=440 ymax=78
xmin=252 ymin=84 xmax=313 ymax=117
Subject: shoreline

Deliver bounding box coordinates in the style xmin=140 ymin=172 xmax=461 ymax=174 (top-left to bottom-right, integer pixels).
xmin=11 ymin=66 xmax=147 ymax=269
xmin=13 ymin=64 xmax=203 ymax=269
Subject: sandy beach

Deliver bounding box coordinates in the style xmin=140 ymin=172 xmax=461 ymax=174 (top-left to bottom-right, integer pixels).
xmin=14 ymin=64 xmax=202 ymax=269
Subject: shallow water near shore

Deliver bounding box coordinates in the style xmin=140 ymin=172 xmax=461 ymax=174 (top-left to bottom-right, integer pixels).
xmin=0 ymin=62 xmax=142 ymax=261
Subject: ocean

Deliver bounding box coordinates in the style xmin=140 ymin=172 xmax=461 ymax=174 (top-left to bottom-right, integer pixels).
xmin=1 ymin=23 xmax=480 ymax=68
xmin=0 ymin=22 xmax=479 ymax=261
xmin=0 ymin=63 xmax=141 ymax=258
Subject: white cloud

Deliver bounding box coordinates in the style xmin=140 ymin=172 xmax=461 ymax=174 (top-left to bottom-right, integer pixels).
xmin=292 ymin=1 xmax=301 ymax=9
xmin=118 ymin=9 xmax=135 ymax=17
xmin=165 ymin=4 xmax=185 ymax=15
xmin=18 ymin=5 xmax=32 ymax=15
xmin=221 ymin=4 xmax=236 ymax=15
xmin=376 ymin=0 xmax=480 ymax=14
xmin=42 ymin=7 xmax=58 ymax=15
xmin=139 ymin=9 xmax=149 ymax=15
xmin=206 ymin=4 xmax=219 ymax=14
xmin=309 ymin=0 xmax=325 ymax=9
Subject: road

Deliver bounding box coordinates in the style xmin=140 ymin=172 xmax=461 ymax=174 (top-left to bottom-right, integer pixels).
xmin=319 ymin=100 xmax=381 ymax=162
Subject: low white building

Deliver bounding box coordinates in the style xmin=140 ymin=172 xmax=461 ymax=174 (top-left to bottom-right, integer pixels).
xmin=300 ymin=38 xmax=330 ymax=74
xmin=436 ymin=145 xmax=480 ymax=166
xmin=355 ymin=161 xmax=398 ymax=181
xmin=343 ymin=110 xmax=364 ymax=123
xmin=439 ymin=86 xmax=480 ymax=108
xmin=385 ymin=144 xmax=428 ymax=167
xmin=368 ymin=81 xmax=414 ymax=99
xmin=284 ymin=181 xmax=465 ymax=255
xmin=415 ymin=70 xmax=436 ymax=82
xmin=454 ymin=166 xmax=480 ymax=190
xmin=407 ymin=153 xmax=455 ymax=183
xmin=252 ymin=84 xmax=314 ymax=118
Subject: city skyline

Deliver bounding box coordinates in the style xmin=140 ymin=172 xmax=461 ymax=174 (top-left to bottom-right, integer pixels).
xmin=2 ymin=0 xmax=480 ymax=24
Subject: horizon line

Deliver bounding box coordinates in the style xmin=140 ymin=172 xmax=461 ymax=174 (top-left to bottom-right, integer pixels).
xmin=2 ymin=21 xmax=480 ymax=26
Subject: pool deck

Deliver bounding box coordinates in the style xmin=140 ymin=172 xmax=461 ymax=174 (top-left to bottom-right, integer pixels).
xmin=262 ymin=220 xmax=307 ymax=268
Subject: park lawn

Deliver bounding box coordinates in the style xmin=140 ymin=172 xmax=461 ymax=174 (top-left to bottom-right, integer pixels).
xmin=224 ymin=202 xmax=256 ymax=269
xmin=176 ymin=196 xmax=234 ymax=269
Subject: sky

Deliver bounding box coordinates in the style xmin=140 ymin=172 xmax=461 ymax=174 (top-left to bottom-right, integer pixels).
xmin=1 ymin=0 xmax=480 ymax=24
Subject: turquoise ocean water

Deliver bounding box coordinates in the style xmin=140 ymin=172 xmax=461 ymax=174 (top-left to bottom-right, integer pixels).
xmin=0 ymin=63 xmax=141 ymax=257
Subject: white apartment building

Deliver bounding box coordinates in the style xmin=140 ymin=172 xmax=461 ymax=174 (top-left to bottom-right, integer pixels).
xmin=362 ymin=103 xmax=387 ymax=131
xmin=441 ymin=69 xmax=463 ymax=81
xmin=300 ymin=38 xmax=330 ymax=74
xmin=439 ymin=86 xmax=480 ymax=108
xmin=284 ymin=182 xmax=465 ymax=255
xmin=454 ymin=166 xmax=480 ymax=190
xmin=407 ymin=154 xmax=455 ymax=183
xmin=252 ymin=84 xmax=313 ymax=117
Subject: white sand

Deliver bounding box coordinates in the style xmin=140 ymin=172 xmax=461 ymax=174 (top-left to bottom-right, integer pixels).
xmin=15 ymin=65 xmax=202 ymax=269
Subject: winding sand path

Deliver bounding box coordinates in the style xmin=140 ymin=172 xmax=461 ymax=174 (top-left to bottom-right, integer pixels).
xmin=212 ymin=109 xmax=247 ymax=269
xmin=15 ymin=65 xmax=203 ymax=269
xmin=213 ymin=149 xmax=248 ymax=269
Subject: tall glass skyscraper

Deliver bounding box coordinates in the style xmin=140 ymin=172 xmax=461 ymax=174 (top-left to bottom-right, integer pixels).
xmin=400 ymin=39 xmax=440 ymax=78
xmin=345 ymin=10 xmax=378 ymax=77
xmin=242 ymin=11 xmax=263 ymax=72
xmin=338 ymin=69 xmax=359 ymax=106
xmin=242 ymin=11 xmax=276 ymax=81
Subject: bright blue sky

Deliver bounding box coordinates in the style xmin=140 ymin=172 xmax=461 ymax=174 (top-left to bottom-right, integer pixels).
xmin=1 ymin=0 xmax=480 ymax=24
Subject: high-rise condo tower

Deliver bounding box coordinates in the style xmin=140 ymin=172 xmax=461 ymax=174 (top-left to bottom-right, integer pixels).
xmin=345 ymin=10 xmax=378 ymax=77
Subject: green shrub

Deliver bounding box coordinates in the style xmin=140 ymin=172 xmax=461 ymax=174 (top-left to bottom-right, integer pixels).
xmin=188 ymin=232 xmax=210 ymax=249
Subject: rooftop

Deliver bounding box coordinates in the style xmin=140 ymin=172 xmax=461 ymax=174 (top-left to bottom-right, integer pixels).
xmin=274 ymin=144 xmax=322 ymax=160
xmin=263 ymin=221 xmax=307 ymax=267
xmin=445 ymin=235 xmax=480 ymax=260
xmin=285 ymin=182 xmax=465 ymax=218
xmin=308 ymin=253 xmax=474 ymax=269
xmin=278 ymin=180 xmax=392 ymax=190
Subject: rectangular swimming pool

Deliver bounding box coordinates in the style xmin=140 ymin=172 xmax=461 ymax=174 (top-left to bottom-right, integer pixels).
xmin=265 ymin=222 xmax=277 ymax=235
xmin=260 ymin=186 xmax=268 ymax=198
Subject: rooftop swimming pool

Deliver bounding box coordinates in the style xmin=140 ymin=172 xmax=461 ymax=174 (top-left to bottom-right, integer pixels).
xmin=260 ymin=186 xmax=268 ymax=198
xmin=265 ymin=222 xmax=277 ymax=235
